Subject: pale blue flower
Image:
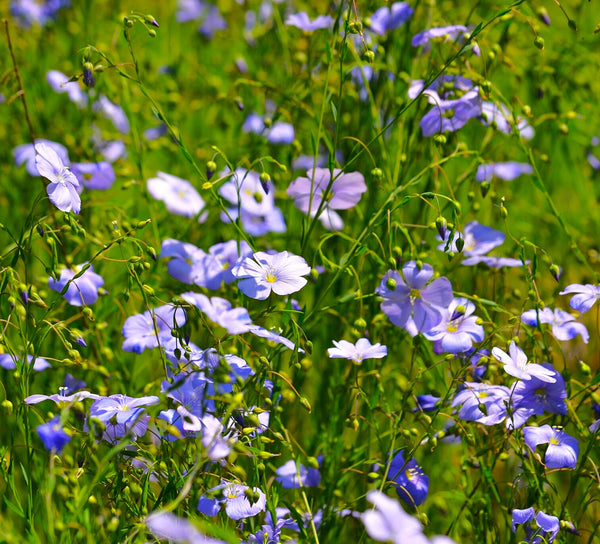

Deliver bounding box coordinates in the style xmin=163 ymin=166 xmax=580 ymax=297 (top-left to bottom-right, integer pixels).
xmin=492 ymin=342 xmax=557 ymax=383
xmin=46 ymin=70 xmax=87 ymax=107
xmin=147 ymin=171 xmax=207 ymax=220
xmin=35 ymin=142 xmax=81 ymax=213
xmin=232 ymin=251 xmax=311 ymax=300
xmin=523 ymin=425 xmax=578 ymax=469
xmin=285 ymin=12 xmax=333 ymax=31
xmin=327 ymin=338 xmax=387 ymax=363
xmin=37 ymin=417 xmax=71 ymax=454
xmin=521 ymin=308 xmax=589 ymax=343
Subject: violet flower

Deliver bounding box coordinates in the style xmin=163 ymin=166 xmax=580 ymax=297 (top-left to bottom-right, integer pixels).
xmin=523 ymin=425 xmax=578 ymax=469
xmin=377 ymin=261 xmax=453 ymax=334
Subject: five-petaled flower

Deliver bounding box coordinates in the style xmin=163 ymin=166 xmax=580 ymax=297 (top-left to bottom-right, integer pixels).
xmin=232 ymin=251 xmax=311 ymax=300
xmin=492 ymin=341 xmax=557 ymax=383
xmin=35 ymin=142 xmax=81 ymax=213
xmin=523 ymin=425 xmax=578 ymax=469
xmin=327 ymin=338 xmax=387 ymax=364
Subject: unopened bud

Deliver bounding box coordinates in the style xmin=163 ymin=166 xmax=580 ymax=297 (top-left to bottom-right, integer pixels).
xmin=145 ymin=14 xmax=159 ymax=27
xmin=206 ymin=161 xmax=217 ymax=179
xmin=385 ymin=277 xmax=397 ymax=291
xmin=536 ymin=7 xmax=551 ymax=26
xmin=435 ymin=216 xmax=448 ymax=239
xmin=433 ymin=134 xmax=447 ymax=146
xmin=371 ymin=167 xmax=383 ymax=179
xmin=455 ymin=236 xmax=465 ymax=253
xmin=259 ymin=172 xmax=271 ymax=194
xmin=549 ymin=264 xmax=561 ymax=282
xmin=299 ymin=397 xmax=311 ymax=413
xmin=579 ymin=360 xmax=591 ymax=375
xmin=363 ymin=50 xmax=375 ymax=64
xmin=1 ymin=400 xmax=13 ymax=415
xmin=534 ymin=36 xmax=545 ymax=50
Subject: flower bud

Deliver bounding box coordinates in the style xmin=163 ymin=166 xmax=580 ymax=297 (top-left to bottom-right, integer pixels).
xmin=299 ymin=397 xmax=312 ymax=413
xmin=363 ymin=50 xmax=375 ymax=63
xmin=371 ymin=167 xmax=383 ymax=179
xmin=435 ymin=216 xmax=447 ymax=239
xmin=455 ymin=236 xmax=465 ymax=253
xmin=579 ymin=360 xmax=591 ymax=375
xmin=549 ymin=263 xmax=561 ymax=282
xmin=206 ymin=161 xmax=217 ymax=179
xmin=145 ymin=14 xmax=159 ymax=27
xmin=1 ymin=400 xmax=13 ymax=415
xmin=433 ymin=134 xmax=447 ymax=146
xmin=385 ymin=277 xmax=397 ymax=291
xmin=534 ymin=36 xmax=545 ymax=50
xmin=536 ymin=7 xmax=551 ymax=26
xmin=259 ymin=172 xmax=271 ymax=195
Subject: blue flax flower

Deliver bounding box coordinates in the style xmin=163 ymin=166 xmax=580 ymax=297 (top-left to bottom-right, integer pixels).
xmin=362 ymin=490 xmax=458 ymax=544
xmin=523 ymin=425 xmax=578 ymax=469
xmin=377 ymin=261 xmax=453 ymax=334
xmin=146 ymin=510 xmax=226 ymax=544
xmin=71 ymin=161 xmax=115 ymax=190
xmin=48 ymin=263 xmax=104 ymax=306
xmin=93 ymin=95 xmax=130 ymax=133
xmin=285 ymin=12 xmax=333 ymax=31
xmin=275 ymin=458 xmax=321 ymax=488
xmin=492 ymin=342 xmax=556 ymax=383
xmin=147 ymin=171 xmax=207 ymax=220
xmin=451 ymin=382 xmax=510 ymax=426
xmin=35 ymin=142 xmax=81 ymax=213
xmin=475 ymin=161 xmax=533 ymax=182
xmin=388 ymin=450 xmax=429 ymax=506
xmin=10 ymin=0 xmax=70 ymax=28
xmin=89 ymin=393 xmax=159 ymax=444
xmin=232 ymin=250 xmax=310 ymax=300
xmin=122 ymin=304 xmax=187 ymax=353
xmin=423 ymin=297 xmax=484 ymax=354
xmin=437 ymin=221 xmax=522 ymax=267
xmin=46 ymin=70 xmax=87 ymax=108
xmin=509 ymin=364 xmax=567 ymax=429
xmin=512 ymin=507 xmax=560 ymax=543
xmin=0 ymin=353 xmax=50 ymax=372
xmin=327 ymin=338 xmax=387 ymax=364
xmin=419 ymin=89 xmax=481 ymax=137
xmin=14 ymin=139 xmax=69 ymax=176
xmin=181 ymin=292 xmax=253 ymax=334
xmin=560 ymin=283 xmax=600 ymax=313
xmin=412 ymin=24 xmax=469 ymax=49
xmin=521 ymin=307 xmax=589 ymax=343
xmin=198 ymin=482 xmax=266 ymax=520
xmin=368 ymin=3 xmax=413 ymax=35
xmin=36 ymin=416 xmax=71 ymax=454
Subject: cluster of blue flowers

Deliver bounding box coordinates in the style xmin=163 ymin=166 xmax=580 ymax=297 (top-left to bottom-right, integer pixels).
xmin=5 ymin=1 xmax=599 ymax=543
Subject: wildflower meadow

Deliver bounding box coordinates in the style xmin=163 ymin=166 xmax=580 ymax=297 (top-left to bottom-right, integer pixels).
xmin=2 ymin=0 xmax=600 ymax=542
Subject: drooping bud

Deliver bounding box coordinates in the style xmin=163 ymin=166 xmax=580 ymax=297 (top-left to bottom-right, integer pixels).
xmin=536 ymin=7 xmax=551 ymax=26
xmin=82 ymin=62 xmax=95 ymax=87
xmin=534 ymin=36 xmax=545 ymax=50
xmin=145 ymin=14 xmax=159 ymax=28
xmin=549 ymin=264 xmax=561 ymax=282
xmin=433 ymin=134 xmax=447 ymax=146
xmin=435 ymin=216 xmax=448 ymax=240
xmin=455 ymin=236 xmax=465 ymax=253
xmin=206 ymin=161 xmax=217 ymax=180
xmin=259 ymin=172 xmax=271 ymax=195
xmin=371 ymin=167 xmax=383 ymax=179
